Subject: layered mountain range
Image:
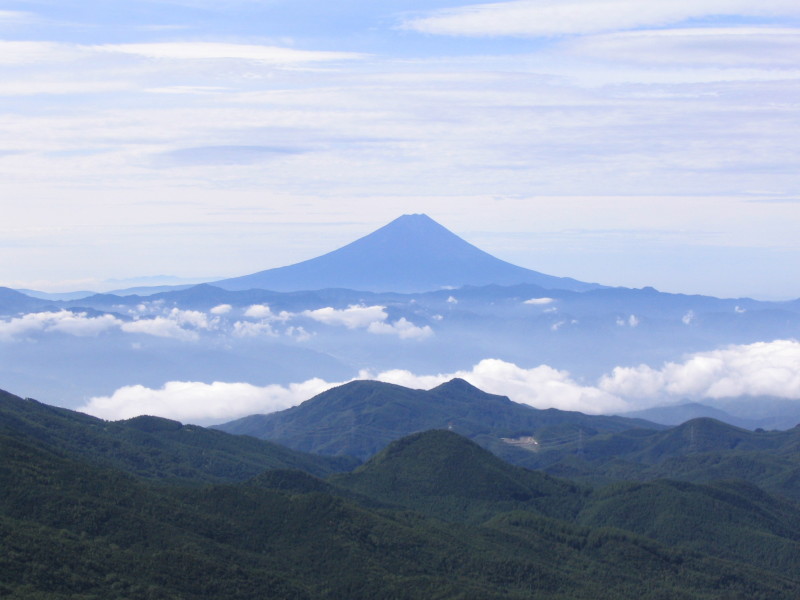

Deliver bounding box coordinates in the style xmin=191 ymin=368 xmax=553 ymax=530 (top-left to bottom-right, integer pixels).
xmin=217 ymin=378 xmax=662 ymax=460
xmin=3 ymin=383 xmax=800 ymax=598
xmin=1 ymin=214 xmax=799 ymax=424
xmin=216 ymin=378 xmax=800 ymax=500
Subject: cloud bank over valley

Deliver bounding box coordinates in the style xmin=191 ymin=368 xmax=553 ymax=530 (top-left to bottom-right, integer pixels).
xmin=2 ymin=280 xmax=799 ymax=425
xmin=78 ymin=340 xmax=800 ymax=424
xmin=0 ymin=303 xmax=432 ymax=343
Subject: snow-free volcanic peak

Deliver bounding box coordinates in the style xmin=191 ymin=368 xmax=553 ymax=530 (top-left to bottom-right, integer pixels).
xmin=214 ymin=214 xmax=600 ymax=293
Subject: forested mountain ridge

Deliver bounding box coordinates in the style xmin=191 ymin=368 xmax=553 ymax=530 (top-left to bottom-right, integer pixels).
xmin=216 ymin=377 xmax=800 ymax=503
xmin=4 ymin=387 xmax=800 ymax=598
xmin=1 ymin=423 xmax=799 ymax=598
xmin=515 ymin=416 xmax=800 ymax=499
xmin=216 ymin=378 xmax=663 ymax=460
xmin=0 ymin=388 xmax=357 ymax=482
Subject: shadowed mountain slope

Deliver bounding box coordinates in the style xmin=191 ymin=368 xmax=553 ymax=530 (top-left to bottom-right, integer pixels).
xmin=0 ymin=388 xmax=357 ymax=482
xmin=577 ymin=478 xmax=800 ymax=575
xmin=216 ymin=378 xmax=662 ymax=461
xmin=0 ymin=286 xmax=52 ymax=316
xmin=519 ymin=416 xmax=800 ymax=499
xmin=621 ymin=402 xmax=754 ymax=428
xmin=214 ymin=213 xmax=601 ymax=293
xmin=4 ymin=389 xmax=800 ymax=598
xmin=331 ymin=430 xmax=800 ymax=578
xmin=5 ymin=431 xmax=799 ymax=599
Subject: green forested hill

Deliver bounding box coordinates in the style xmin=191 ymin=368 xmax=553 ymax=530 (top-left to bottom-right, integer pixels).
xmin=331 ymin=429 xmax=588 ymax=523
xmin=5 ymin=387 xmax=800 ymax=598
xmin=577 ymin=478 xmax=800 ymax=575
xmin=330 ymin=430 xmax=800 ymax=581
xmin=2 ymin=431 xmax=799 ymax=600
xmin=0 ymin=388 xmax=358 ymax=482
xmin=515 ymin=416 xmax=800 ymax=499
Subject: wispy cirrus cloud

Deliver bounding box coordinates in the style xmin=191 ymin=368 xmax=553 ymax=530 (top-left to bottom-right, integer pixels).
xmin=0 ymin=40 xmax=364 ymax=67
xmin=0 ymin=10 xmax=40 ymax=25
xmin=0 ymin=80 xmax=132 ymax=96
xmin=157 ymin=145 xmax=307 ymax=167
xmin=93 ymin=42 xmax=364 ymax=63
xmin=0 ymin=41 xmax=85 ymax=65
xmin=564 ymin=27 xmax=800 ymax=67
xmin=402 ymin=0 xmax=800 ymax=37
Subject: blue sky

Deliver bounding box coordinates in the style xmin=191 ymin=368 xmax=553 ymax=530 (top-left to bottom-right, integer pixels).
xmin=2 ymin=0 xmax=799 ymax=298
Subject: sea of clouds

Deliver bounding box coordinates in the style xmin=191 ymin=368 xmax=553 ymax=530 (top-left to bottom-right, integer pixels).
xmin=78 ymin=340 xmax=800 ymax=424
xmin=2 ymin=305 xmax=798 ymax=423
xmin=0 ymin=303 xmax=433 ymax=343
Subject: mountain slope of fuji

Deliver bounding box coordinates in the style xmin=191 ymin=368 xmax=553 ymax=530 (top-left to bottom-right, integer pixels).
xmin=214 ymin=213 xmax=601 ymax=293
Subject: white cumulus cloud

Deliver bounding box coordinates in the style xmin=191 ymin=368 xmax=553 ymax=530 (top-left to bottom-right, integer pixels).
xmin=371 ymin=358 xmax=626 ymax=414
xmin=168 ymin=308 xmax=214 ymax=329
xmin=0 ymin=310 xmax=122 ymax=341
xmin=0 ymin=308 xmax=219 ymax=342
xmin=367 ymin=317 xmax=434 ymax=340
xmin=600 ymin=339 xmax=800 ymax=401
xmin=79 ymin=341 xmax=800 ymax=424
xmin=81 ymin=358 xmax=626 ymax=423
xmin=243 ymin=304 xmax=291 ymax=321
xmin=243 ymin=304 xmax=275 ymax=319
xmin=80 ymin=379 xmax=334 ymax=423
xmin=232 ymin=319 xmax=278 ymax=338
xmin=121 ymin=317 xmax=199 ymax=341
xmin=524 ymin=297 xmax=554 ymax=305
xmin=303 ymin=305 xmax=389 ymax=329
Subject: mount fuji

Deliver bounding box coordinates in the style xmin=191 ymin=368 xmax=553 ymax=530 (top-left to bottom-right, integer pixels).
xmin=214 ymin=214 xmax=601 ymax=293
